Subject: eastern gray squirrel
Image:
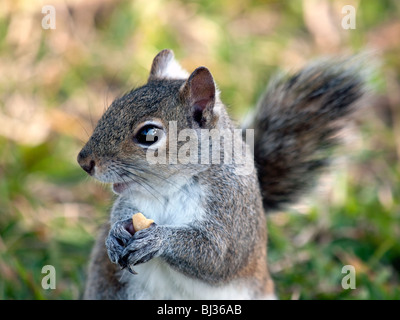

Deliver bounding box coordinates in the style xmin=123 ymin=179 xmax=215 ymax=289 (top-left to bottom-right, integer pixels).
xmin=77 ymin=49 xmax=366 ymax=299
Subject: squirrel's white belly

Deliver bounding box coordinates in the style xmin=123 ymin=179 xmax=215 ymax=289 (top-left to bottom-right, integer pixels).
xmin=120 ymin=258 xmax=275 ymax=300
xmin=118 ymin=180 xmax=276 ymax=300
xmin=121 ymin=259 xmax=240 ymax=299
xmin=118 ymin=195 xmax=275 ymax=299
xmin=117 ymin=179 xmax=220 ymax=299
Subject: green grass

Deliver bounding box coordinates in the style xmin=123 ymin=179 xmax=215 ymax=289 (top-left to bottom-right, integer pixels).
xmin=0 ymin=0 xmax=399 ymax=299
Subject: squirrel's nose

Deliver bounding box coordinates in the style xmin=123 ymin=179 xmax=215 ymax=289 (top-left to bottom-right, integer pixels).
xmin=81 ymin=160 xmax=95 ymax=175
xmin=77 ymin=150 xmax=95 ymax=176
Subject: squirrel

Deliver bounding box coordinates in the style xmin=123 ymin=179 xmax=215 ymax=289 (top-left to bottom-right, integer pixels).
xmin=77 ymin=49 xmax=366 ymax=299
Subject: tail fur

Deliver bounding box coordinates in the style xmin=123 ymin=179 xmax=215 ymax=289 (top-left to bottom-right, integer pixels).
xmin=248 ymin=57 xmax=367 ymax=212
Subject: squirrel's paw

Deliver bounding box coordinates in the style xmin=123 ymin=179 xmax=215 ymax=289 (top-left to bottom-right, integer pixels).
xmin=119 ymin=224 xmax=166 ymax=271
xmin=105 ymin=219 xmax=134 ymax=265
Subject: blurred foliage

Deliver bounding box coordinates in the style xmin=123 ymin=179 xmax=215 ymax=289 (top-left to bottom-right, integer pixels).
xmin=0 ymin=0 xmax=399 ymax=299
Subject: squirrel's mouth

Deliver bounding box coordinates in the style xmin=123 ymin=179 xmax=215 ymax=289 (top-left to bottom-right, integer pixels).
xmin=112 ymin=182 xmax=134 ymax=194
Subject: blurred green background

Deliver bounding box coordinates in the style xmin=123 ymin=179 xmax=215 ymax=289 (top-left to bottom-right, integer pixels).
xmin=0 ymin=0 xmax=399 ymax=300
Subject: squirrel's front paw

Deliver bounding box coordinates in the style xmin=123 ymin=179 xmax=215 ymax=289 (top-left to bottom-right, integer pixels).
xmin=105 ymin=219 xmax=134 ymax=265
xmin=119 ymin=224 xmax=166 ymax=273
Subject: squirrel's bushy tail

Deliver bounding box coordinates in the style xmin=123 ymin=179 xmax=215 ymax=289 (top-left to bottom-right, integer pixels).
xmin=247 ymin=57 xmax=367 ymax=212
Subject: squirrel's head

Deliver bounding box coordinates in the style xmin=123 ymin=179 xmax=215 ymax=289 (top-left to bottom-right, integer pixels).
xmin=77 ymin=49 xmax=230 ymax=195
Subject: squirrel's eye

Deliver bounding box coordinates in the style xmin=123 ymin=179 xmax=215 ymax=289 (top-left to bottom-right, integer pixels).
xmin=134 ymin=125 xmax=161 ymax=147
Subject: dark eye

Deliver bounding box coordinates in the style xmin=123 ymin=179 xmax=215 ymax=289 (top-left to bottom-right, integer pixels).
xmin=134 ymin=125 xmax=161 ymax=146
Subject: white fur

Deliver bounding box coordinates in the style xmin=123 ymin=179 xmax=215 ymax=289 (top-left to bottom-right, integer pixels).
xmin=121 ymin=259 xmax=276 ymax=299
xmin=113 ymin=179 xmax=276 ymax=300
xmin=120 ymin=175 xmax=205 ymax=225
xmin=156 ymin=57 xmax=189 ymax=80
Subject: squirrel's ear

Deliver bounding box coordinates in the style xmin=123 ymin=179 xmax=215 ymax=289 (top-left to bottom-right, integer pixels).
xmin=181 ymin=66 xmax=216 ymax=127
xmin=148 ymin=49 xmax=189 ymax=81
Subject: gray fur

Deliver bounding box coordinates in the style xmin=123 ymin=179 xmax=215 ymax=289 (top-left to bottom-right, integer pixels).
xmin=249 ymin=57 xmax=366 ymax=211
xmin=78 ymin=50 xmax=366 ymax=299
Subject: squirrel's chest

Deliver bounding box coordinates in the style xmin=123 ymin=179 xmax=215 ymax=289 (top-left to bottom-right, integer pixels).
xmin=125 ymin=182 xmax=206 ymax=226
